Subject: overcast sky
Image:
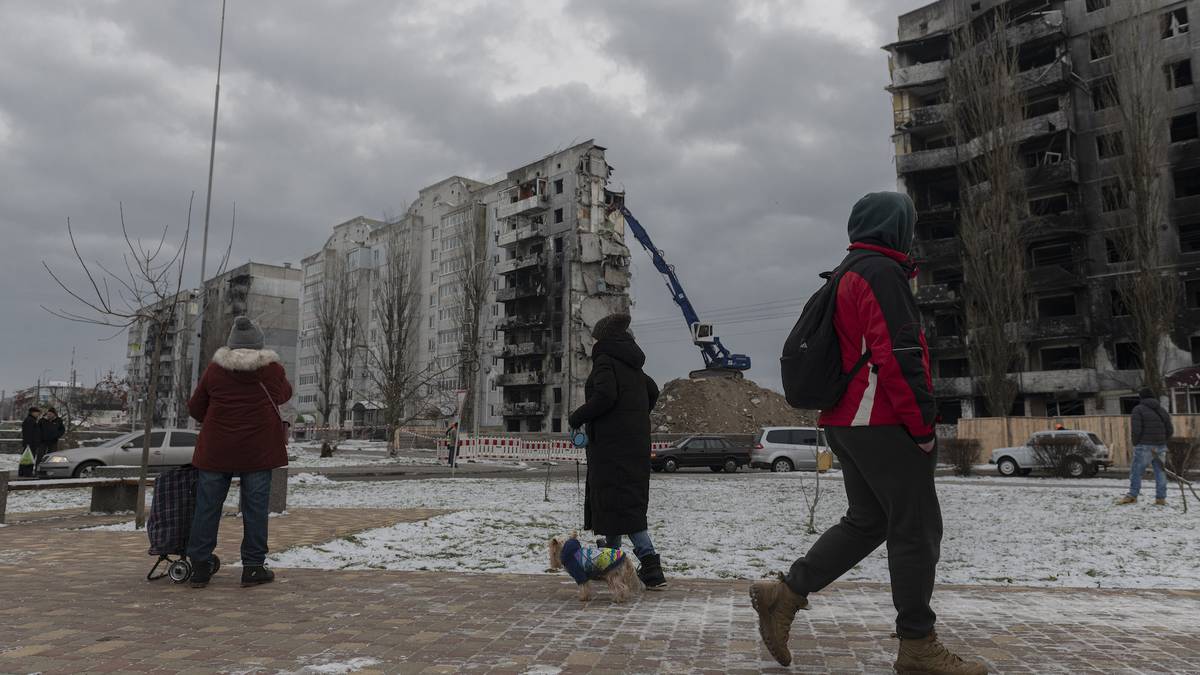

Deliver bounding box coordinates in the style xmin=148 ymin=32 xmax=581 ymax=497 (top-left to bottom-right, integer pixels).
xmin=0 ymin=0 xmax=930 ymax=397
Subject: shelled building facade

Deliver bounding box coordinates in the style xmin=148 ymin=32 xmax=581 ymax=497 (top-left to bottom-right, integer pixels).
xmin=294 ymin=141 xmax=632 ymax=432
xmin=126 ymin=290 xmax=199 ymax=428
xmin=887 ymin=0 xmax=1200 ymax=420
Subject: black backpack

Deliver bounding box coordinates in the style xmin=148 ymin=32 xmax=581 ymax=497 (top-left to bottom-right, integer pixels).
xmin=781 ymin=252 xmax=874 ymax=410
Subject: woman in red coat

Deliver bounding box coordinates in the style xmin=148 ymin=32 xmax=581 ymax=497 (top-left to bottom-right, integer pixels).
xmin=186 ymin=316 xmax=293 ymax=588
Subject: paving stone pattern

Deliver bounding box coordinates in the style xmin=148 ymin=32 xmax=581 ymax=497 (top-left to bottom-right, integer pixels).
xmin=1 ymin=509 xmax=1198 ymax=674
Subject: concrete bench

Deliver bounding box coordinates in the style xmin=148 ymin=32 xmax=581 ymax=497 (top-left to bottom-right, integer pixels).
xmin=0 ymin=466 xmax=287 ymax=524
xmin=0 ymin=474 xmax=150 ymax=523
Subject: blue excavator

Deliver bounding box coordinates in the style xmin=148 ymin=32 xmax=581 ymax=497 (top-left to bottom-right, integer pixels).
xmin=620 ymin=205 xmax=752 ymax=379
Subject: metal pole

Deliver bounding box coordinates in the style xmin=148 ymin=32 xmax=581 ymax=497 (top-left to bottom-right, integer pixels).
xmin=190 ymin=0 xmax=227 ymax=428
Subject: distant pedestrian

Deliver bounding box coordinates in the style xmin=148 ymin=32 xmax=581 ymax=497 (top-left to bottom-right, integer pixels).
xmin=568 ymin=313 xmax=666 ymax=590
xmin=21 ymin=407 xmax=42 ymax=463
xmin=186 ymin=316 xmax=293 ymax=588
xmin=1054 ymin=422 xmax=1065 ymax=431
xmin=446 ymin=422 xmax=459 ymax=467
xmin=1118 ymin=388 xmax=1173 ymax=506
xmin=39 ymin=407 xmax=66 ymax=459
xmin=752 ymin=192 xmax=986 ymax=674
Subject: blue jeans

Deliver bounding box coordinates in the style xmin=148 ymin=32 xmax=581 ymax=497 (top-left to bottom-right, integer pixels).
xmin=186 ymin=469 xmax=272 ymax=566
xmin=1128 ymin=444 xmax=1168 ymax=500
xmin=604 ymin=530 xmax=657 ymax=559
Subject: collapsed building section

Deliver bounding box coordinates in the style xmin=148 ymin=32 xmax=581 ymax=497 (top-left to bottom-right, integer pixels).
xmin=495 ymin=142 xmax=631 ymax=432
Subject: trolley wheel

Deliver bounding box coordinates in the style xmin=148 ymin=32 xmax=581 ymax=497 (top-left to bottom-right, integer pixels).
xmin=168 ymin=559 xmax=193 ymax=583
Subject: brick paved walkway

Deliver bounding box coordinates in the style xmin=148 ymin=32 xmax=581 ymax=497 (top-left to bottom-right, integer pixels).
xmin=1 ymin=509 xmax=1198 ymax=674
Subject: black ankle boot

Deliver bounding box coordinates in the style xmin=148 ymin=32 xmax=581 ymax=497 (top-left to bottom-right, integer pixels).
xmin=637 ymin=553 xmax=667 ymax=590
xmin=241 ymin=565 xmax=275 ymax=587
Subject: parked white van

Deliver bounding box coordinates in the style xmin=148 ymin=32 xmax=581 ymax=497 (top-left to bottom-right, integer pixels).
xmin=750 ymin=427 xmax=832 ymax=472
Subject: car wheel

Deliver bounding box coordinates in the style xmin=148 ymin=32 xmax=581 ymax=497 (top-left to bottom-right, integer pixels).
xmin=1063 ymin=456 xmax=1086 ymax=478
xmin=723 ymin=458 xmax=738 ymax=473
xmin=663 ymin=458 xmax=678 ymax=473
xmin=73 ymin=461 xmax=103 ymax=478
xmin=1084 ymin=462 xmax=1100 ymax=478
xmin=997 ymin=457 xmax=1019 ymax=477
xmin=772 ymin=458 xmax=794 ymax=473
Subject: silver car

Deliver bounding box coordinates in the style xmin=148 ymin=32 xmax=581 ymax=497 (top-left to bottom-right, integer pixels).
xmin=750 ymin=426 xmax=832 ymax=472
xmin=38 ymin=429 xmax=199 ymax=478
xmin=989 ymin=430 xmax=1111 ymax=478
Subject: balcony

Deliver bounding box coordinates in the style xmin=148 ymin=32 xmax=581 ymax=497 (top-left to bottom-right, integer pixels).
xmin=496 ymin=253 xmax=546 ymax=275
xmin=498 ymin=342 xmax=547 ymax=359
xmin=929 ymin=335 xmax=964 ymax=351
xmin=502 ymin=402 xmax=547 ymax=417
xmin=497 ymin=179 xmax=549 ymax=220
xmin=497 ymin=222 xmax=547 ymax=248
xmin=1009 ymin=10 xmax=1065 ymax=46
xmin=500 ymin=314 xmax=547 ymax=331
xmin=1017 ymin=60 xmax=1070 ymax=93
xmin=496 ymin=372 xmax=545 ymax=387
xmin=895 ymin=103 xmax=951 ymax=131
xmin=1019 ymin=369 xmax=1100 ymax=395
xmin=896 ymin=145 xmax=958 ymax=174
xmin=1021 ymin=211 xmax=1088 ymax=242
xmin=890 ymin=60 xmax=948 ymax=89
xmin=1028 ymin=264 xmax=1086 ymax=291
xmin=915 ymin=283 xmax=960 ymax=307
xmin=965 ymin=157 xmax=1078 ymax=201
xmin=912 ymin=237 xmax=959 ymax=264
xmin=932 ymin=376 xmax=974 ymax=397
xmin=1021 ymin=316 xmax=1093 ymax=342
xmin=496 ymin=285 xmax=547 ymax=303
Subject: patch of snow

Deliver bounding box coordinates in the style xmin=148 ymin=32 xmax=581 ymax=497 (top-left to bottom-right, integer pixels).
xmin=278 ymin=656 xmax=382 ymax=674
xmin=0 ymin=453 xmax=22 ymax=471
xmin=273 ymin=472 xmax=1200 ymax=589
xmin=523 ymin=667 xmax=563 ymax=675
xmin=289 ymin=473 xmax=337 ymax=485
xmin=81 ymin=520 xmax=138 ymax=531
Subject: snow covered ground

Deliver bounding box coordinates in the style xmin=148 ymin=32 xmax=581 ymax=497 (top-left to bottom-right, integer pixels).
xmin=286 ymin=444 xmax=442 ymax=468
xmin=271 ymin=472 xmax=1200 ymax=590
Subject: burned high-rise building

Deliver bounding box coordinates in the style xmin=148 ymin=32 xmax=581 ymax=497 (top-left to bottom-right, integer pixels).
xmin=886 ymin=0 xmax=1200 ymax=419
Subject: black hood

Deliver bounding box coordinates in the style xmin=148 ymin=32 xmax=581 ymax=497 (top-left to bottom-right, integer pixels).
xmin=1141 ymin=397 xmax=1163 ymax=410
xmin=592 ymin=335 xmax=646 ymax=370
xmin=847 ymin=191 xmax=917 ymax=254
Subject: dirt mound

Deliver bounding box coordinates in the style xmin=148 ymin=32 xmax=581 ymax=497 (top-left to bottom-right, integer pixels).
xmin=651 ymin=377 xmax=817 ymax=434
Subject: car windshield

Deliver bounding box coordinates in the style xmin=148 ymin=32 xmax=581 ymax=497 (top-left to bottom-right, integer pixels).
xmin=1088 ymin=433 xmax=1103 ymax=445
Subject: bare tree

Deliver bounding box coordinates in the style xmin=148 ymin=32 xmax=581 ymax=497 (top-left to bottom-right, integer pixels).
xmin=312 ymin=251 xmax=346 ymax=453
xmin=947 ymin=8 xmax=1029 ymax=418
xmin=1108 ymin=0 xmax=1177 ymax=396
xmin=456 ymin=206 xmax=491 ymax=431
xmin=335 ymin=264 xmax=362 ymax=428
xmin=41 ymin=199 xmax=195 ymax=528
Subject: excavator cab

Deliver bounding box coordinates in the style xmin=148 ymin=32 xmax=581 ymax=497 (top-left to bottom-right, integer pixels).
xmin=690 ymin=322 xmax=716 ymax=345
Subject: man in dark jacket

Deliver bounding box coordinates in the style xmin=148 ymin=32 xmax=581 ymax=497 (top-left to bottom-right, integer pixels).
xmin=186 ymin=316 xmax=293 ymax=589
xmin=751 ymin=193 xmax=986 ymax=674
xmin=1118 ymin=388 xmax=1174 ymax=506
xmin=39 ymin=408 xmax=66 ymax=459
xmin=568 ymin=313 xmax=666 ymax=589
xmin=21 ymin=407 xmax=42 ymax=461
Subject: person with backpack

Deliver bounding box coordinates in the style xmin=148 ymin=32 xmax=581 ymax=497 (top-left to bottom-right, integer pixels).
xmin=1117 ymin=387 xmax=1174 ymax=506
xmin=753 ymin=192 xmax=987 ymax=674
xmin=186 ymin=316 xmax=293 ymax=589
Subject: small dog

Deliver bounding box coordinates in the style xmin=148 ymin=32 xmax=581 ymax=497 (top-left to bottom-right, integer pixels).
xmin=548 ymin=532 xmax=643 ymax=603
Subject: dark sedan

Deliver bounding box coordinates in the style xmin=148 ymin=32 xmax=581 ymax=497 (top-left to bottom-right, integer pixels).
xmin=650 ymin=435 xmax=751 ymax=473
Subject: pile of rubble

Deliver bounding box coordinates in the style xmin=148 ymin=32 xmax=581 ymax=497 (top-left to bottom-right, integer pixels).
xmin=651 ymin=376 xmax=817 ymax=434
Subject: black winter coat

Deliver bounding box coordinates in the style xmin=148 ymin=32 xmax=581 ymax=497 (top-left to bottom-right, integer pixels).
xmin=40 ymin=417 xmax=65 ymax=452
xmin=568 ymin=336 xmax=659 ymax=536
xmin=21 ymin=415 xmax=42 ymax=450
xmin=1131 ymin=397 xmax=1173 ymax=446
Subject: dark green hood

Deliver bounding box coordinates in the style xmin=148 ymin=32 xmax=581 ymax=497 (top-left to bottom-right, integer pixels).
xmin=847 ymin=192 xmax=917 ymax=254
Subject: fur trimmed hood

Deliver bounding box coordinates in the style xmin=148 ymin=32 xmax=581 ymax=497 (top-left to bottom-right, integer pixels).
xmin=212 ymin=347 xmax=281 ymax=372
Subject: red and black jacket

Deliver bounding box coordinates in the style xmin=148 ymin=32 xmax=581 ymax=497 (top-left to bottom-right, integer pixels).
xmin=818 ymin=243 xmax=936 ymax=444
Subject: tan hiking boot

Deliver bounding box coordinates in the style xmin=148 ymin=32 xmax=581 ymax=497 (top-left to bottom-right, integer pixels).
xmin=1155 ymin=498 xmax=1167 ymax=506
xmin=1116 ymin=495 xmax=1137 ymax=505
xmin=894 ymin=631 xmax=988 ymax=675
xmin=749 ymin=574 xmax=809 ymax=666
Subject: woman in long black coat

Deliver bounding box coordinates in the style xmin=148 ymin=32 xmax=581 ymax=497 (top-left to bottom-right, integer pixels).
xmin=568 ymin=313 xmax=666 ymax=589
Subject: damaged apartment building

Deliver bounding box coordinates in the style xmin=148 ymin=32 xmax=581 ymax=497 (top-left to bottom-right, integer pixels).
xmin=887 ymin=0 xmax=1200 ymax=420
xmin=294 ymin=140 xmax=630 ymax=432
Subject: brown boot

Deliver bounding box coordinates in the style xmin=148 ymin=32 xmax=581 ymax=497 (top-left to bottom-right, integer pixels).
xmin=1116 ymin=495 xmax=1137 ymax=505
xmin=894 ymin=631 xmax=989 ymax=674
xmin=749 ymin=574 xmax=809 ymax=666
xmin=1155 ymin=498 xmax=1167 ymax=506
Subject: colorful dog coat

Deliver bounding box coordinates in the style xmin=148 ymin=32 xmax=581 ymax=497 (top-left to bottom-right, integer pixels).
xmin=560 ymin=538 xmax=626 ymax=584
